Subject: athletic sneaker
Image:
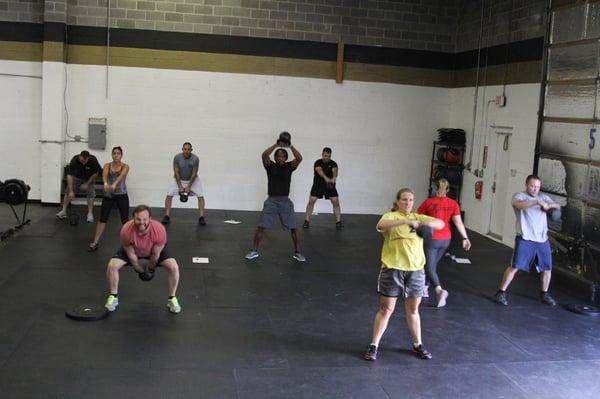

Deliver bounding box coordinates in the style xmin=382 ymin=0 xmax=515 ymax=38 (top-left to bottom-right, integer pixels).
xmin=412 ymin=344 xmax=432 ymax=359
xmin=198 ymin=216 xmax=206 ymax=226
xmin=167 ymin=297 xmax=181 ymax=313
xmin=86 ymin=213 xmax=94 ymax=223
xmin=303 ymin=220 xmax=310 ymax=228
xmin=336 ymin=221 xmax=343 ymax=230
xmin=363 ymin=344 xmax=377 ymax=361
xmin=245 ymin=250 xmax=259 ymax=260
xmin=105 ymin=295 xmax=119 ymax=311
xmin=161 ymin=215 xmax=170 ymax=225
xmin=55 ymin=209 xmax=67 ymax=219
xmin=540 ymin=292 xmax=557 ymax=306
xmin=436 ymin=289 xmax=449 ymax=308
xmin=293 ymin=252 xmax=306 ymax=262
xmin=494 ymin=290 xmax=508 ymax=306
xmin=87 ymin=242 xmax=99 ymax=252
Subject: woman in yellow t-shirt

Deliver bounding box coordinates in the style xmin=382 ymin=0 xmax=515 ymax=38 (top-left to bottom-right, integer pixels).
xmin=363 ymin=188 xmax=444 ymax=361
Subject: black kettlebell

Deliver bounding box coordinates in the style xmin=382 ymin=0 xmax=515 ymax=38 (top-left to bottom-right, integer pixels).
xmin=415 ymin=225 xmax=433 ymax=240
xmin=547 ymin=208 xmax=561 ymax=222
xmin=179 ymin=191 xmax=189 ymax=203
xmin=139 ymin=271 xmax=155 ymax=281
xmin=68 ymin=213 xmax=79 ymax=226
xmin=277 ymin=131 xmax=291 ymax=147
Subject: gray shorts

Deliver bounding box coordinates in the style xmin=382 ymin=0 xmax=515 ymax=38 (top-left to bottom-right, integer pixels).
xmin=72 ymin=176 xmax=95 ymax=199
xmin=259 ymin=196 xmax=297 ymax=230
xmin=377 ymin=267 xmax=426 ymax=298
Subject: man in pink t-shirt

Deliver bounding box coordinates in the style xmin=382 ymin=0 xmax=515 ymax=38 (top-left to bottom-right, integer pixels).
xmin=104 ymin=205 xmax=181 ymax=313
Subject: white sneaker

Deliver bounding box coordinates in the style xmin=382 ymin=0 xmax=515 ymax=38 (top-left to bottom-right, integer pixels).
xmin=293 ymin=252 xmax=306 ymax=262
xmin=105 ymin=295 xmax=119 ymax=312
xmin=167 ymin=297 xmax=181 ymax=313
xmin=86 ymin=213 xmax=94 ymax=223
xmin=56 ymin=209 xmax=67 ymax=219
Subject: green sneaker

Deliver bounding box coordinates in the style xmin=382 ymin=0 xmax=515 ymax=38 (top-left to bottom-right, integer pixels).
xmin=105 ymin=295 xmax=119 ymax=312
xmin=167 ymin=297 xmax=181 ymax=314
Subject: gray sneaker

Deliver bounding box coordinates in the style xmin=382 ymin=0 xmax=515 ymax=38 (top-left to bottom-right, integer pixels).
xmin=293 ymin=252 xmax=306 ymax=262
xmin=245 ymin=250 xmax=259 ymax=260
xmin=494 ymin=290 xmax=508 ymax=306
xmin=540 ymin=292 xmax=556 ymax=306
xmin=56 ymin=209 xmax=67 ymax=219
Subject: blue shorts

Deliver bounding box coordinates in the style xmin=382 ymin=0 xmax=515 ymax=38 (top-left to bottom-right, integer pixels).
xmin=511 ymin=236 xmax=552 ymax=272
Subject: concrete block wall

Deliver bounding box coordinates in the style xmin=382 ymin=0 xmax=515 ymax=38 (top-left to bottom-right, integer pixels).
xmin=0 ymin=0 xmax=44 ymax=23
xmin=455 ymin=0 xmax=547 ymax=52
xmin=70 ymin=0 xmax=458 ymax=51
xmin=0 ymin=1 xmax=550 ymax=53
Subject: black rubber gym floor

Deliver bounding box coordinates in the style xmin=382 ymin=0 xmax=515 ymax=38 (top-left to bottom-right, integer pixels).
xmin=1 ymin=204 xmax=599 ymax=398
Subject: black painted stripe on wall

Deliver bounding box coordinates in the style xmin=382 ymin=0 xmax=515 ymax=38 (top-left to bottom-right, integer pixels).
xmin=0 ymin=21 xmax=42 ymax=43
xmin=0 ymin=21 xmax=543 ymax=70
xmin=453 ymin=37 xmax=544 ymax=70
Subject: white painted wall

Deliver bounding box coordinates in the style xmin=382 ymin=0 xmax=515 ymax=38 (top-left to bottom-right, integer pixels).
xmin=57 ymin=64 xmax=450 ymax=214
xmin=449 ymin=83 xmax=542 ymax=247
xmin=1 ymin=59 xmax=542 ymax=230
xmin=0 ymin=61 xmax=42 ymax=199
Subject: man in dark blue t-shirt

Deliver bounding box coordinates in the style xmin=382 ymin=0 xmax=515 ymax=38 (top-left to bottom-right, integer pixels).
xmin=245 ymin=139 xmax=306 ymax=262
xmin=303 ymin=147 xmax=342 ymax=230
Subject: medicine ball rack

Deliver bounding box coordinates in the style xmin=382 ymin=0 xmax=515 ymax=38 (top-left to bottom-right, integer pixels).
xmin=428 ymin=141 xmax=465 ymax=203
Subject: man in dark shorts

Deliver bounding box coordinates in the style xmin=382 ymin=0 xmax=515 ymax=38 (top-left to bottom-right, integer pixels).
xmin=245 ymin=139 xmax=306 ymax=262
xmin=105 ymin=205 xmax=181 ymax=313
xmin=56 ymin=150 xmax=101 ymax=222
xmin=303 ymin=147 xmax=342 ymax=230
xmin=494 ymin=175 xmax=560 ymax=306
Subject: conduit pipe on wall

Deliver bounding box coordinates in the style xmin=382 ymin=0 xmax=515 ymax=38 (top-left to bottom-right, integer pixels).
xmin=105 ymin=0 xmax=111 ymax=99
xmin=467 ymin=0 xmax=486 ymax=172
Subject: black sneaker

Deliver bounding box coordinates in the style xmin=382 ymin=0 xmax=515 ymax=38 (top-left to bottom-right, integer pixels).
xmin=363 ymin=345 xmax=377 ymax=361
xmin=540 ymin=292 xmax=556 ymax=306
xmin=412 ymin=344 xmax=432 ymax=360
xmin=161 ymin=215 xmax=170 ymax=225
xmin=336 ymin=221 xmax=343 ymax=230
xmin=87 ymin=242 xmax=99 ymax=252
xmin=303 ymin=220 xmax=309 ymax=228
xmin=494 ymin=290 xmax=508 ymax=306
xmin=199 ymin=216 xmax=206 ymax=226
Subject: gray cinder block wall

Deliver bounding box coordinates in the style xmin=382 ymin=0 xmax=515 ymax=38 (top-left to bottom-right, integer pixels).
xmin=0 ymin=0 xmax=549 ymax=52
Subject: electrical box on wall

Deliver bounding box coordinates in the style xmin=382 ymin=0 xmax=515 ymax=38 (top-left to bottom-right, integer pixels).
xmin=88 ymin=118 xmax=107 ymax=150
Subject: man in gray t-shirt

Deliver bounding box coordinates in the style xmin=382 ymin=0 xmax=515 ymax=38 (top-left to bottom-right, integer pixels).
xmin=494 ymin=175 xmax=561 ymax=307
xmin=162 ymin=142 xmax=206 ymax=225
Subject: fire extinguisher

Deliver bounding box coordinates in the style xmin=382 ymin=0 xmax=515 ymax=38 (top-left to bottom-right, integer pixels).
xmin=475 ymin=180 xmax=483 ymax=200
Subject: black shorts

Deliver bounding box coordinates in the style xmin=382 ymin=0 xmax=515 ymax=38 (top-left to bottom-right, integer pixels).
xmin=112 ymin=245 xmax=173 ymax=266
xmin=100 ymin=194 xmax=129 ymax=224
xmin=310 ymin=184 xmax=338 ymax=199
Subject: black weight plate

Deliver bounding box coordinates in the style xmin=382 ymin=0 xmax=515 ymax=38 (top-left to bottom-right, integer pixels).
xmin=566 ymin=303 xmax=600 ymax=316
xmin=66 ymin=304 xmax=110 ymax=321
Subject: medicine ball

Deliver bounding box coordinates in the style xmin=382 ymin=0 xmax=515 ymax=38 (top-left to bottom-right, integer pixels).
xmin=436 ymin=148 xmax=461 ymax=163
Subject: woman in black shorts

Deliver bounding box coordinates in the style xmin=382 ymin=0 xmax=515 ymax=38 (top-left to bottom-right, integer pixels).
xmin=88 ymin=146 xmax=130 ymax=251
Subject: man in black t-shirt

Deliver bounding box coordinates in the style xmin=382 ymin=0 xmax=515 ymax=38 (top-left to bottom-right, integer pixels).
xmin=56 ymin=150 xmax=101 ymax=222
xmin=245 ymin=140 xmax=306 ymax=262
xmin=303 ymin=147 xmax=342 ymax=230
